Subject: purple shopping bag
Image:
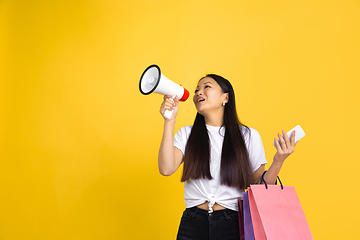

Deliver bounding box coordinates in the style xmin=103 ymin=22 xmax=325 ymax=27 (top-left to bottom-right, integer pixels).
xmin=243 ymin=191 xmax=255 ymax=240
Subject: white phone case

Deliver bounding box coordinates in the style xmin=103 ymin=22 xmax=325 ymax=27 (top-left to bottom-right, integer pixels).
xmin=273 ymin=125 xmax=305 ymax=148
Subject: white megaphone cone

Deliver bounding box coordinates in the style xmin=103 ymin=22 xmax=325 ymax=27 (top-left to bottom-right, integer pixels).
xmin=139 ymin=65 xmax=189 ymax=119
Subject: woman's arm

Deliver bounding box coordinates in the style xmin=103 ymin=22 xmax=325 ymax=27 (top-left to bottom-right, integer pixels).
xmin=158 ymin=95 xmax=183 ymax=176
xmin=252 ymin=164 xmax=266 ymax=184
xmin=252 ymin=130 xmax=296 ymax=184
xmin=264 ymin=130 xmax=296 ymax=183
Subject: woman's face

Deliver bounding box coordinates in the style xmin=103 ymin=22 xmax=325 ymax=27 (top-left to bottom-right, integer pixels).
xmin=193 ymin=77 xmax=228 ymax=115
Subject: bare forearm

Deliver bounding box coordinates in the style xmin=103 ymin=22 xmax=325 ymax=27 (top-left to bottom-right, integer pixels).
xmin=263 ymin=130 xmax=297 ymax=184
xmin=158 ymin=120 xmax=176 ymax=176
xmin=264 ymin=161 xmax=283 ymax=184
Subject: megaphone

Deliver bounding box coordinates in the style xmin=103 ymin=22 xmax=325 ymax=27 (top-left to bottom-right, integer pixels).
xmin=139 ymin=64 xmax=189 ymax=119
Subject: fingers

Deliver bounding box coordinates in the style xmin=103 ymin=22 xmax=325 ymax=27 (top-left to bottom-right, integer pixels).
xmin=160 ymin=95 xmax=178 ymax=119
xmin=173 ymin=95 xmax=179 ymax=105
xmin=273 ymin=130 xmax=296 ymax=164
xmin=290 ymin=131 xmax=296 ymax=149
xmin=276 ymin=130 xmax=296 ymax=152
xmin=277 ymin=133 xmax=285 ymax=151
xmin=165 ymin=98 xmax=175 ymax=110
xmin=282 ymin=130 xmax=291 ymax=149
xmin=160 ymin=99 xmax=174 ymax=113
xmin=274 ymin=137 xmax=281 ymax=151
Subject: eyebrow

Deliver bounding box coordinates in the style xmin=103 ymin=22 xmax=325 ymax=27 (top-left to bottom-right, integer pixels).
xmin=202 ymin=82 xmax=213 ymax=85
xmin=196 ymin=82 xmax=213 ymax=88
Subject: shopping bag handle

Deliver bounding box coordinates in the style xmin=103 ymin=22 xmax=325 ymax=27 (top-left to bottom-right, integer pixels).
xmin=260 ymin=171 xmax=283 ymax=190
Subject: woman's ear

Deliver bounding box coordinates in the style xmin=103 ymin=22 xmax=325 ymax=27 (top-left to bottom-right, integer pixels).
xmin=223 ymin=93 xmax=229 ymax=104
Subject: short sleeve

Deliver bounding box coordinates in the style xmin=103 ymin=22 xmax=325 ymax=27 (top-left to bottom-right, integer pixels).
xmin=173 ymin=126 xmax=192 ymax=155
xmin=245 ymin=128 xmax=268 ymax=172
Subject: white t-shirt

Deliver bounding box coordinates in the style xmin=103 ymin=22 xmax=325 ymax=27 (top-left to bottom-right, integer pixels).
xmin=174 ymin=124 xmax=267 ymax=212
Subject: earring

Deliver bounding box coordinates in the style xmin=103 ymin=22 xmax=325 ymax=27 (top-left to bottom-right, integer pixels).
xmin=222 ymin=103 xmax=225 ymax=106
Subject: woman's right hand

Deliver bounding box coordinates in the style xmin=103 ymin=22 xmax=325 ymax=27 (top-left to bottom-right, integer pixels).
xmin=160 ymin=95 xmax=179 ymax=121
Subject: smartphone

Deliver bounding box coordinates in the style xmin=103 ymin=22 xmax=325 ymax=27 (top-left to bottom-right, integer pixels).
xmin=273 ymin=125 xmax=305 ymax=148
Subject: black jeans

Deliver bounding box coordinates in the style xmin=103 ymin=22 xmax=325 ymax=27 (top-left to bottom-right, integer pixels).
xmin=176 ymin=206 xmax=240 ymax=240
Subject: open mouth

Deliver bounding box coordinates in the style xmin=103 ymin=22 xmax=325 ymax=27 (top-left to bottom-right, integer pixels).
xmin=197 ymin=98 xmax=205 ymax=103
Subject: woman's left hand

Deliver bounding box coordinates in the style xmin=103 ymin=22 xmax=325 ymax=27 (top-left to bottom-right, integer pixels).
xmin=273 ymin=130 xmax=296 ymax=164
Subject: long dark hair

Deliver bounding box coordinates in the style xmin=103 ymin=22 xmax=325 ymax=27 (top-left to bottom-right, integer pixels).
xmin=181 ymin=74 xmax=253 ymax=190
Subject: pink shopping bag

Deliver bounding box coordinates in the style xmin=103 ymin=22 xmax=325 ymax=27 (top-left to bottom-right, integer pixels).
xmin=247 ymin=173 xmax=313 ymax=240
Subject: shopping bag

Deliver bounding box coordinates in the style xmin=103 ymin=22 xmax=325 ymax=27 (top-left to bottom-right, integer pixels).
xmin=238 ymin=192 xmax=256 ymax=240
xmin=242 ymin=191 xmax=255 ymax=240
xmin=238 ymin=199 xmax=245 ymax=240
xmin=248 ymin=172 xmax=313 ymax=240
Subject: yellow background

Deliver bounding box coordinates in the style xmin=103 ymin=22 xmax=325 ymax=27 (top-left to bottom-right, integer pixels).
xmin=1 ymin=0 xmax=359 ymax=239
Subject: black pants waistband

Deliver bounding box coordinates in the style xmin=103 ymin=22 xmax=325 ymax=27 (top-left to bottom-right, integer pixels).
xmin=186 ymin=206 xmax=237 ymax=217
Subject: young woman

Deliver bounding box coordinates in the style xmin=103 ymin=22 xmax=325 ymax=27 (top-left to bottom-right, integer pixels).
xmin=158 ymin=74 xmax=296 ymax=240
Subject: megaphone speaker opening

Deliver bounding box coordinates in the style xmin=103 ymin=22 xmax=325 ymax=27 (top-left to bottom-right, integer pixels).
xmin=139 ymin=64 xmax=189 ymax=102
